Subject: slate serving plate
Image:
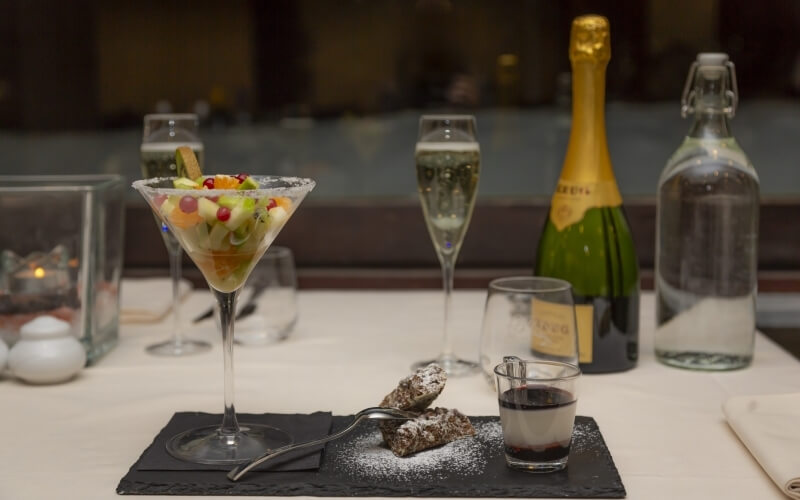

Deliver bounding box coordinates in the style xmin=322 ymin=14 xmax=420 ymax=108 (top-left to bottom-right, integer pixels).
xmin=118 ymin=414 xmax=625 ymax=497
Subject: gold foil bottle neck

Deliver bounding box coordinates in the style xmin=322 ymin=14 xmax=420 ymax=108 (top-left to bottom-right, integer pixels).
xmin=570 ymin=15 xmax=610 ymax=63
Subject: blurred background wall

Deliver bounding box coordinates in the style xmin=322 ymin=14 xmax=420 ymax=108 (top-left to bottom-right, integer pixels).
xmin=1 ymin=0 xmax=799 ymax=281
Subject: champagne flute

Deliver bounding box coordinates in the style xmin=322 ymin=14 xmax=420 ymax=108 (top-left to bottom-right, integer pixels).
xmin=140 ymin=114 xmax=211 ymax=356
xmin=414 ymin=115 xmax=480 ymax=376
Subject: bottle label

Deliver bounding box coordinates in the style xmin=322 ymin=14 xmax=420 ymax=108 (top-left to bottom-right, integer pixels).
xmin=530 ymin=298 xmax=577 ymax=358
xmin=575 ymin=304 xmax=594 ymax=363
xmin=549 ymin=180 xmax=622 ymax=231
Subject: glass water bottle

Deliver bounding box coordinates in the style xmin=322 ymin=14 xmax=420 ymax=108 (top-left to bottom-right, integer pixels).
xmin=655 ymin=53 xmax=759 ymax=370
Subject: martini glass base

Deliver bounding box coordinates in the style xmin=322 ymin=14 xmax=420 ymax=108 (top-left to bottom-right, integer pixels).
xmin=413 ymin=355 xmax=478 ymax=377
xmin=146 ymin=339 xmax=211 ymax=357
xmin=166 ymin=424 xmax=292 ymax=465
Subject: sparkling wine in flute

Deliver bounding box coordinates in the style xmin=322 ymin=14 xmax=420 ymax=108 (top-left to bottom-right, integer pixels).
xmin=139 ymin=113 xmax=210 ymax=358
xmin=413 ymin=115 xmax=480 ymax=377
xmin=141 ymin=142 xmax=204 ymax=178
xmin=415 ymin=143 xmax=481 ymax=257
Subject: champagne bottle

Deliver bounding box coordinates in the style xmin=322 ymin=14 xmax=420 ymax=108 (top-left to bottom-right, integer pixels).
xmin=534 ymin=15 xmax=639 ymax=373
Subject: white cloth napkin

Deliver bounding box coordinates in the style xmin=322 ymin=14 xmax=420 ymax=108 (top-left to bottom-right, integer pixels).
xmin=120 ymin=278 xmax=193 ymax=324
xmin=724 ymin=393 xmax=800 ymax=499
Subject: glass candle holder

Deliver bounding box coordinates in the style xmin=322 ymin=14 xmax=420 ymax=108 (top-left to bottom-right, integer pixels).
xmin=0 ymin=175 xmax=125 ymax=364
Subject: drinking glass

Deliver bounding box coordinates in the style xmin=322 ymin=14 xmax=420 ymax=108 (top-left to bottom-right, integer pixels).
xmin=140 ymin=114 xmax=210 ymax=356
xmin=479 ymin=277 xmax=579 ymax=385
xmin=494 ymin=358 xmax=580 ymax=472
xmin=133 ymin=175 xmax=315 ymax=465
xmin=234 ymin=246 xmax=298 ymax=346
xmin=413 ymin=115 xmax=480 ymax=376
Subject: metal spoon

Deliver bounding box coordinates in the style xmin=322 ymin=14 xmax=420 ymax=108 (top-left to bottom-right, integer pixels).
xmin=227 ymin=407 xmax=417 ymax=482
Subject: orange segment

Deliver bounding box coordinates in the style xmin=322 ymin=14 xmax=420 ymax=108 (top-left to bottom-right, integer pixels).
xmin=210 ymin=251 xmax=253 ymax=279
xmin=214 ymin=175 xmax=240 ymax=190
xmin=169 ymin=209 xmax=204 ymax=229
xmin=273 ymin=196 xmax=292 ymax=211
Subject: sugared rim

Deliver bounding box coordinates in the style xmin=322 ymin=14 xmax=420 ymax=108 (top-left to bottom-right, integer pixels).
xmin=493 ymin=359 xmax=581 ymax=382
xmin=132 ymin=175 xmax=316 ymax=196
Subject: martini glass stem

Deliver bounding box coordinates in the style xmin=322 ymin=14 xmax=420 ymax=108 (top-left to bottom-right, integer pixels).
xmin=439 ymin=254 xmax=455 ymax=359
xmin=215 ymin=287 xmax=241 ymax=438
xmin=168 ymin=245 xmax=184 ymax=347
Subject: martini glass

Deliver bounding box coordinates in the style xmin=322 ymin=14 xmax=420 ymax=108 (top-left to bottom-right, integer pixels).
xmin=133 ymin=175 xmax=315 ymax=464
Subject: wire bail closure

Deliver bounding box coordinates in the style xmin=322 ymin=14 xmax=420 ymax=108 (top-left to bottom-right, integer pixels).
xmin=681 ymin=59 xmax=738 ymax=118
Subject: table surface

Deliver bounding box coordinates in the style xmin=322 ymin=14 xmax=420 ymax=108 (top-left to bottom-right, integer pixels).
xmin=2 ymin=286 xmax=799 ymax=500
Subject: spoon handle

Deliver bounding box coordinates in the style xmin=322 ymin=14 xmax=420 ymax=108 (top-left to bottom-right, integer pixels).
xmin=227 ymin=415 xmax=365 ymax=482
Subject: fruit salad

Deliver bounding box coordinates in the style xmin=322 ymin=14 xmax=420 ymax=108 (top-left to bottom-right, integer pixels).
xmin=152 ymin=169 xmax=293 ymax=292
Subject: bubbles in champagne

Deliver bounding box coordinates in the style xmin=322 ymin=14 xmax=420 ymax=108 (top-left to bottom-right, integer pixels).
xmin=415 ymin=142 xmax=480 ymax=257
xmin=140 ymin=142 xmax=204 ymax=179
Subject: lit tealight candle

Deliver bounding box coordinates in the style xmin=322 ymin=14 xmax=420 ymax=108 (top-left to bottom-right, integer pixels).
xmin=9 ymin=266 xmax=69 ymax=295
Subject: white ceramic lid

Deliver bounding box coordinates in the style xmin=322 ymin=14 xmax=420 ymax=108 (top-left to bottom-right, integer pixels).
xmin=19 ymin=316 xmax=72 ymax=340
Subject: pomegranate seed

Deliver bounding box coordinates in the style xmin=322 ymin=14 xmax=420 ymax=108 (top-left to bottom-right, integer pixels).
xmin=217 ymin=206 xmax=231 ymax=221
xmin=202 ymin=177 xmax=215 ymax=189
xmin=266 ymin=198 xmax=278 ymax=210
xmin=209 ymin=196 xmax=219 ymax=203
xmin=179 ymin=196 xmax=197 ymax=213
xmin=235 ymin=173 xmax=249 ymax=183
xmin=153 ymin=194 xmax=167 ymax=207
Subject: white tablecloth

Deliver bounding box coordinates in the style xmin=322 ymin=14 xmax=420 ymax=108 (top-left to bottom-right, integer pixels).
xmin=2 ymin=286 xmax=799 ymax=500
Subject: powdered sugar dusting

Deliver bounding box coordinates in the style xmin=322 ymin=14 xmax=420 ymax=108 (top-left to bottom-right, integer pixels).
xmin=416 ymin=364 xmax=447 ymax=393
xmin=380 ymin=363 xmax=447 ymax=411
xmin=569 ymin=418 xmax=602 ymax=456
xmin=570 ymin=423 xmax=587 ymax=453
xmin=382 ymin=407 xmax=474 ymax=456
xmin=333 ymin=420 xmax=502 ymax=482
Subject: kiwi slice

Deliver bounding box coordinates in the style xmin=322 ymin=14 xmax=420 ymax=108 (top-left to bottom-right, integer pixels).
xmin=175 ymin=146 xmax=202 ymax=181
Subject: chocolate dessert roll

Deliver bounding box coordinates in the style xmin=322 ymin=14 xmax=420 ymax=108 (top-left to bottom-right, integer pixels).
xmin=380 ymin=407 xmax=475 ymax=457
xmin=380 ymin=363 xmax=446 ymax=412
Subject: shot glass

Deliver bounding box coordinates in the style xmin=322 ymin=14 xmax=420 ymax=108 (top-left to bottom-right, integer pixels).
xmin=494 ymin=358 xmax=581 ymax=473
xmin=233 ymin=246 xmax=298 ymax=346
